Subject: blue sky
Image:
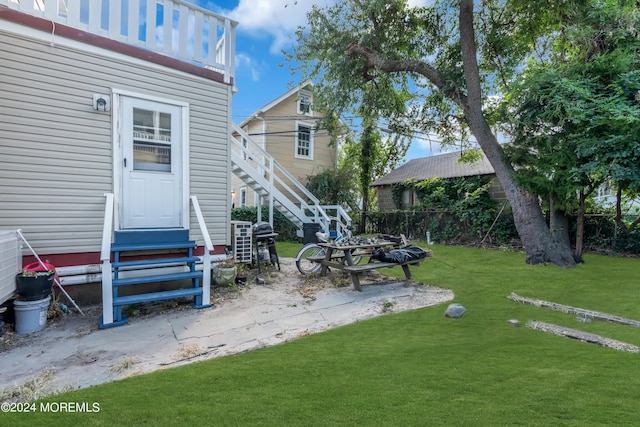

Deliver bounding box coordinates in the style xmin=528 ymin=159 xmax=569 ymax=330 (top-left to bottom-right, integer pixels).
xmin=190 ymin=0 xmax=442 ymax=161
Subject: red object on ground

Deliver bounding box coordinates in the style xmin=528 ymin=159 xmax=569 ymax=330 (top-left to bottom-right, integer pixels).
xmin=23 ymin=261 xmax=55 ymax=272
xmin=22 ymin=261 xmax=58 ymax=282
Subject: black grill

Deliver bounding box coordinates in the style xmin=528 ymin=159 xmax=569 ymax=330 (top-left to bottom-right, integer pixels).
xmin=252 ymin=222 xmax=280 ymax=273
xmin=253 ymin=222 xmax=274 ymax=236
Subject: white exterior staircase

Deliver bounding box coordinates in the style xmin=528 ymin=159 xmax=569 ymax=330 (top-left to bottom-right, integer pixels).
xmin=230 ymin=124 xmax=351 ymax=237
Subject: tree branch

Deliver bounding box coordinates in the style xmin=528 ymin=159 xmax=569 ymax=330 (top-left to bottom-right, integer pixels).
xmin=459 ymin=0 xmax=482 ymax=115
xmin=344 ymin=42 xmax=466 ymax=107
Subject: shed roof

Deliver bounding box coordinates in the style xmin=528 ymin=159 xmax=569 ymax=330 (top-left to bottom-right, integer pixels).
xmin=372 ymin=150 xmax=495 ymax=187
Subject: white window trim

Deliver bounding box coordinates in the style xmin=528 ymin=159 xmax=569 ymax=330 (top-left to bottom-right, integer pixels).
xmin=240 ymin=187 xmax=247 ymax=207
xmin=297 ymin=91 xmax=313 ymax=116
xmin=295 ymin=120 xmax=314 ymax=160
xmin=242 ymin=137 xmax=248 ymax=161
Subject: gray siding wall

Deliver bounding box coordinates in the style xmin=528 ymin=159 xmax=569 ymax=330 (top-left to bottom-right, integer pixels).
xmin=375 ymin=186 xmax=396 ymax=212
xmin=0 ymin=26 xmax=230 ymax=259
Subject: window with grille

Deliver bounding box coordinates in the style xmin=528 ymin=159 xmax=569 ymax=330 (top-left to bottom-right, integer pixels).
xmin=296 ymin=122 xmax=314 ymax=159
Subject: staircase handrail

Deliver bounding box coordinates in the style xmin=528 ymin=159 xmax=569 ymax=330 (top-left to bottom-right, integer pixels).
xmin=231 ymin=123 xmax=331 ymax=228
xmin=231 ymin=152 xmax=315 ymax=222
xmin=319 ymin=204 xmax=353 ymax=235
xmin=231 ymin=123 xmax=320 ymax=205
xmin=230 ymin=149 xmax=330 ymax=228
xmin=190 ymin=195 xmax=214 ymax=252
xmin=101 ymin=193 xmax=115 ymax=325
xmin=190 ymin=195 xmax=212 ymax=300
xmin=101 ymin=193 xmax=115 ymax=262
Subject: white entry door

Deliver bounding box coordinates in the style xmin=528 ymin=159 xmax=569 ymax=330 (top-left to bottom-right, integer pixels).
xmin=121 ymin=97 xmax=184 ymax=229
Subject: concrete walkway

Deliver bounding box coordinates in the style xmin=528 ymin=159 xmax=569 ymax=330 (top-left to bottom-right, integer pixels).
xmin=0 ymin=258 xmax=453 ymax=398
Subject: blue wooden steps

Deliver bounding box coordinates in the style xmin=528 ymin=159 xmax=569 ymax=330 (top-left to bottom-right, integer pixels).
xmin=99 ymin=229 xmax=210 ymax=329
xmin=113 ymin=287 xmax=204 ymax=306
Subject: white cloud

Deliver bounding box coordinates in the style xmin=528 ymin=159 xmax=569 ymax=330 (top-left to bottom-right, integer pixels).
xmin=203 ymin=0 xmax=433 ymax=54
xmin=224 ymin=0 xmax=317 ymax=54
xmin=236 ymin=52 xmax=266 ymax=82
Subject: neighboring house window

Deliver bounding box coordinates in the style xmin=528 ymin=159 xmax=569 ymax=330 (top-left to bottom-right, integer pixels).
xmin=295 ymin=122 xmax=314 ymax=159
xmin=297 ymin=92 xmax=312 ymax=116
xmin=598 ymin=182 xmax=613 ymax=199
xmin=240 ymin=187 xmax=247 ymax=207
xmin=400 ymin=189 xmax=414 ymax=209
xmin=242 ymin=137 xmax=248 ymax=161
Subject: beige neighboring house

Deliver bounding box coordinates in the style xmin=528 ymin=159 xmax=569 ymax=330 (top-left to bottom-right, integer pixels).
xmin=372 ymin=151 xmax=505 ymax=211
xmin=231 ymin=82 xmax=338 ymax=208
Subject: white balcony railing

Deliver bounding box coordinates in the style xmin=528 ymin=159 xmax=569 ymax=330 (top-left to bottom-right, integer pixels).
xmin=1 ymin=0 xmax=236 ymax=83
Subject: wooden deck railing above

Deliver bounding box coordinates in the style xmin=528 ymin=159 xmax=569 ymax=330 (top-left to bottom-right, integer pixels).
xmin=0 ymin=0 xmax=237 ymax=83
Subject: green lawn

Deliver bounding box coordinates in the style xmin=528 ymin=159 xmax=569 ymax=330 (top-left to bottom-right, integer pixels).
xmin=9 ymin=244 xmax=640 ymax=426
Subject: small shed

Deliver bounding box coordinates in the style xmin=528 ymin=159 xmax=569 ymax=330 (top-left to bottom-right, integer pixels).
xmin=372 ymin=151 xmax=504 ymax=211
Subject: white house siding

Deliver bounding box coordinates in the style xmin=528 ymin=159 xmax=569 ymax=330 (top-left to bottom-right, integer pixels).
xmin=189 ymin=83 xmax=232 ymax=249
xmin=0 ymin=24 xmax=230 ymax=261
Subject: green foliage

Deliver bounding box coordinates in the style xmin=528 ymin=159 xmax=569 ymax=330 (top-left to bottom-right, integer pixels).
xmin=304 ymin=168 xmax=358 ymax=212
xmin=388 ymin=176 xmax=516 ymax=243
xmin=576 ymin=205 xmax=640 ymax=254
xmin=358 ymin=118 xmax=379 ymax=214
xmin=339 ymin=126 xmax=409 ymax=217
xmin=504 ymin=0 xmax=640 ymax=210
xmin=289 ymin=0 xmax=639 ymax=264
xmin=231 ymin=206 xmax=298 ymax=241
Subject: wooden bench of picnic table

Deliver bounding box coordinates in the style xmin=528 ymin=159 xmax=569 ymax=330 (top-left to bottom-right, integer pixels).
xmin=313 ymin=240 xmax=424 ymax=291
xmin=342 ymin=260 xmax=418 ymax=291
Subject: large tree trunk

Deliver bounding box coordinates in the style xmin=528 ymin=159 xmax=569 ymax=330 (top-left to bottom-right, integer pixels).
xmin=549 ymin=199 xmax=584 ymax=263
xmin=549 ymin=199 xmax=572 ymax=251
xmin=459 ymin=0 xmax=576 ymax=267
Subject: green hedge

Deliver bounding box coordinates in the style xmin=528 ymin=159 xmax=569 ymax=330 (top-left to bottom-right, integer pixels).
xmin=363 ymin=209 xmax=518 ymax=246
xmin=231 ymin=206 xmax=299 ymax=241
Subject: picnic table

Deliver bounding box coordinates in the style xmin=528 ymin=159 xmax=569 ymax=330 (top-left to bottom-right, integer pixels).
xmin=312 ymin=240 xmax=418 ymax=291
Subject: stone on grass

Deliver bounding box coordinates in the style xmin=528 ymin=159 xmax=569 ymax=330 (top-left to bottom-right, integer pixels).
xmin=444 ymin=303 xmax=466 ymax=318
xmin=508 ymin=319 xmax=521 ymax=327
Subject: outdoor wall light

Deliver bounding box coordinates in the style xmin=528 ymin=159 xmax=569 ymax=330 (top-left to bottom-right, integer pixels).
xmin=96 ymin=97 xmax=106 ymax=110
xmin=93 ymin=94 xmax=111 ymax=112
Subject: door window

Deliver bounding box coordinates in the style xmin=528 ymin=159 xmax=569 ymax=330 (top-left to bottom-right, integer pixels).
xmin=132 ymin=108 xmax=172 ymax=172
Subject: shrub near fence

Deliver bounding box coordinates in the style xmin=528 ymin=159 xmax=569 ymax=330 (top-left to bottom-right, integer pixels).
xmin=364 ymin=210 xmax=640 ymax=255
xmin=231 ymin=206 xmax=299 ymax=241
xmin=363 ymin=209 xmax=519 ymax=246
xmin=580 ymin=214 xmax=640 ymax=254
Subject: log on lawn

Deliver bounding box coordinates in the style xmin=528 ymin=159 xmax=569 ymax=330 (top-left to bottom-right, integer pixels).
xmin=508 ymin=293 xmax=640 ymax=328
xmin=526 ymin=320 xmax=640 ymax=353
